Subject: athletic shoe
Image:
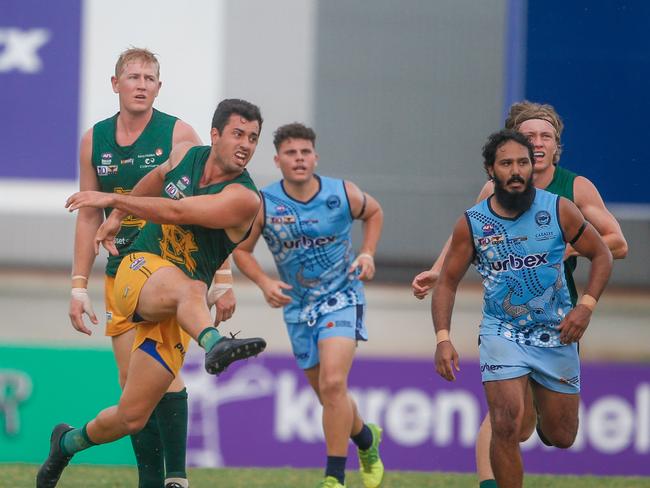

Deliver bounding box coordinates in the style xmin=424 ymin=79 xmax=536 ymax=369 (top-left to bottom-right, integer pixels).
xmin=317 ymin=476 xmax=345 ymax=487
xmin=36 ymin=423 xmax=74 ymax=488
xmin=204 ymin=334 xmax=266 ymax=375
xmin=165 ymin=482 xmax=187 ymax=488
xmin=536 ymin=417 xmax=553 ymax=446
xmin=358 ymin=423 xmax=385 ymax=488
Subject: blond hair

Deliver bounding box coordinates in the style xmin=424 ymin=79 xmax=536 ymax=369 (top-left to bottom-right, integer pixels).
xmin=505 ymin=101 xmax=563 ymax=163
xmin=114 ymin=47 xmax=160 ymax=78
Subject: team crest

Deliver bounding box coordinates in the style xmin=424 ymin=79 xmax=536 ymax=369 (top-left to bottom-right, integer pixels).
xmin=326 ymin=195 xmax=341 ymax=209
xmin=155 ymin=147 xmax=163 ymax=156
xmin=535 ymin=210 xmax=552 ymax=227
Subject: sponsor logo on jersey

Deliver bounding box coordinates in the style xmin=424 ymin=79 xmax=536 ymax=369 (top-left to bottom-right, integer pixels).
xmin=490 ymin=252 xmax=549 ymax=272
xmin=165 ymin=182 xmax=185 ymax=199
xmin=181 ymin=176 xmax=190 ymax=185
xmin=326 ymin=195 xmax=341 ymax=209
xmin=137 ymin=153 xmax=156 ymax=158
xmin=97 ymin=165 xmax=118 ymax=175
xmin=491 ymin=234 xmax=504 ymax=244
xmin=535 ymin=210 xmax=552 ymax=227
xmin=120 ymin=158 xmax=134 ymax=165
xmin=155 ymin=147 xmax=163 ymax=156
xmin=101 ymin=152 xmax=112 ymax=160
xmin=283 ymin=235 xmax=336 ymax=249
xmin=482 ymin=223 xmax=495 ymax=236
xmin=478 ymin=237 xmax=491 ymax=246
xmin=535 ymin=231 xmax=556 ymax=241
xmin=508 ymin=236 xmax=528 ymax=243
xmin=283 ymin=216 xmax=296 ymax=224
xmin=275 ymin=205 xmax=288 ymax=215
xmin=270 ymin=217 xmax=283 ymax=224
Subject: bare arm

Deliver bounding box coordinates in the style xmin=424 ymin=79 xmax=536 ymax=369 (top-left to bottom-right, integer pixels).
xmin=431 ymin=215 xmax=475 ymax=381
xmin=345 ymin=181 xmax=383 ymax=281
xmin=172 ymin=119 xmax=202 ymax=146
xmin=69 ymin=129 xmax=102 ymax=334
xmin=412 ymin=179 xmax=493 ymax=298
xmin=557 ymin=197 xmax=613 ymax=343
xmin=571 ymin=176 xmax=628 ymax=259
xmin=233 ymin=210 xmax=293 ymax=308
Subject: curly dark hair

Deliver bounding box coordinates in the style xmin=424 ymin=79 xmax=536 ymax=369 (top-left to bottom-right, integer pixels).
xmin=273 ymin=123 xmax=316 ymax=151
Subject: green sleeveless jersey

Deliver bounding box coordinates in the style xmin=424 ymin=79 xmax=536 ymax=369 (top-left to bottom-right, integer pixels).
xmin=545 ymin=165 xmax=579 ymax=306
xmin=91 ymin=109 xmax=178 ymax=276
xmin=131 ymin=146 xmax=259 ymax=285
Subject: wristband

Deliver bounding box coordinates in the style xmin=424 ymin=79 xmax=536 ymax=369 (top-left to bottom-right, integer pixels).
xmin=436 ymin=329 xmax=450 ymax=345
xmin=578 ymin=294 xmax=597 ymax=312
xmin=215 ymin=270 xmax=232 ymax=275
xmin=71 ymin=275 xmax=88 ymax=281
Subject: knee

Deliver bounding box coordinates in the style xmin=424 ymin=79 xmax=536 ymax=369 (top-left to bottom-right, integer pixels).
xmin=318 ymin=374 xmax=347 ymax=404
xmin=490 ymin=408 xmax=522 ymax=442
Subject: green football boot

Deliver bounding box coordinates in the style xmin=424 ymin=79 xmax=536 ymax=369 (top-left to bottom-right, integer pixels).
xmin=318 ymin=476 xmax=345 ymax=487
xmin=358 ymin=423 xmax=385 ymax=488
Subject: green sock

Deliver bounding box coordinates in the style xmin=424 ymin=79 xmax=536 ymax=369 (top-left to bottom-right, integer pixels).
xmin=130 ymin=413 xmax=165 ymax=488
xmin=156 ymin=388 xmax=189 ymax=480
xmin=479 ymin=480 xmax=498 ymax=488
xmin=60 ymin=424 xmax=96 ymax=455
xmin=198 ymin=327 xmax=223 ymax=352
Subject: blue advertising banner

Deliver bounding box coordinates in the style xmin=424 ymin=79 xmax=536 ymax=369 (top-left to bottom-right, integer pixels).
xmin=523 ymin=1 xmax=650 ymax=206
xmin=0 ymin=0 xmax=82 ymax=180
xmin=183 ymin=353 xmax=650 ymax=476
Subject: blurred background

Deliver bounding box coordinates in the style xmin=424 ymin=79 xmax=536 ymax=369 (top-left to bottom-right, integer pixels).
xmin=1 ymin=0 xmax=649 ymax=478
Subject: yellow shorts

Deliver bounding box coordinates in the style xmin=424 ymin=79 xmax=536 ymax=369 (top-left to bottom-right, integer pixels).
xmin=113 ymin=252 xmax=191 ymax=376
xmin=104 ymin=275 xmax=136 ymax=337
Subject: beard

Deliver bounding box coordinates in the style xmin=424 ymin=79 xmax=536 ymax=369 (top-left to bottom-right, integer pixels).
xmin=493 ymin=174 xmax=535 ymax=213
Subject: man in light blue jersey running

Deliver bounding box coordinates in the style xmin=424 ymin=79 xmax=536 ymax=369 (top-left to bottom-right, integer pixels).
xmin=233 ymin=123 xmax=384 ymax=488
xmin=431 ymin=129 xmax=612 ymax=488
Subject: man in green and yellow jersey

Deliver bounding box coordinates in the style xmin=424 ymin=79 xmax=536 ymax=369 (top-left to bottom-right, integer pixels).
xmin=68 ymin=48 xmax=235 ymax=488
xmin=38 ymin=98 xmax=266 ymax=488
xmin=411 ymin=101 xmax=628 ymax=488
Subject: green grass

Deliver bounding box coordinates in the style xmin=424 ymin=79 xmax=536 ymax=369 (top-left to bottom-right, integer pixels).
xmin=7 ymin=464 xmax=650 ymax=487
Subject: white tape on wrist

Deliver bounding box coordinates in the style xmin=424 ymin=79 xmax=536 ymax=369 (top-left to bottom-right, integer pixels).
xmin=215 ymin=270 xmax=233 ymax=275
xmin=207 ymin=282 xmax=233 ymax=305
xmin=71 ymin=287 xmax=96 ymax=317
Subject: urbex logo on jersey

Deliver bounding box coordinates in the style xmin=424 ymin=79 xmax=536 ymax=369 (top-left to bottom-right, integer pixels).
xmin=490 ymin=253 xmax=549 ymax=272
xmin=0 ymin=370 xmax=32 ymax=436
xmin=283 ymin=235 xmax=336 ymax=250
xmin=0 ymin=28 xmax=50 ymax=73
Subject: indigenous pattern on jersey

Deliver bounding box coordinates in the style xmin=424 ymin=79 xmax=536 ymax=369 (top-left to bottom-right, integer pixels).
xmin=466 ymin=189 xmax=572 ymax=347
xmin=261 ymin=175 xmax=365 ymax=324
xmin=546 ymin=165 xmax=579 ymax=306
xmin=91 ymin=109 xmax=177 ymax=276
xmin=131 ymin=146 xmax=258 ymax=285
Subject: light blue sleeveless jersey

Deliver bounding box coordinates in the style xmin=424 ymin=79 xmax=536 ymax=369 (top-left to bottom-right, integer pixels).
xmin=466 ymin=189 xmax=572 ymax=347
xmin=261 ymin=175 xmax=365 ymax=324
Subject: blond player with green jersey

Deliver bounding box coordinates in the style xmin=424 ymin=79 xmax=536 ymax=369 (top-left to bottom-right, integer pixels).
xmin=68 ymin=48 xmax=235 ymax=488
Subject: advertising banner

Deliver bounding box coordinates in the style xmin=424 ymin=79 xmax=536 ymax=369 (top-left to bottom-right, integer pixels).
xmin=2 ymin=346 xmax=649 ymax=476
xmin=1 ymin=0 xmax=81 ymax=180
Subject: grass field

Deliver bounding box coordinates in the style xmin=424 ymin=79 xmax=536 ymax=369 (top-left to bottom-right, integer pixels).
xmin=8 ymin=465 xmax=650 ymax=487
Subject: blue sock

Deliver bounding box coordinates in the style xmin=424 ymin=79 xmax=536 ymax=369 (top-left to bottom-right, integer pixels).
xmin=325 ymin=456 xmax=347 ymax=485
xmin=351 ymin=424 xmax=373 ymax=451
xmin=60 ymin=424 xmax=96 ymax=456
xmin=198 ymin=327 xmax=222 ymax=352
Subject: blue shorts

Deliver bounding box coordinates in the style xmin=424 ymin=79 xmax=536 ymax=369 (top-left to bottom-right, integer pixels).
xmin=286 ymin=305 xmax=368 ymax=370
xmin=478 ymin=334 xmax=580 ymax=394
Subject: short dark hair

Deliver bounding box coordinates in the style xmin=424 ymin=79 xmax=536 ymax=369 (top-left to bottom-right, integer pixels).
xmin=482 ymin=129 xmax=535 ymax=176
xmin=273 ymin=122 xmax=316 ymax=151
xmin=211 ymin=99 xmax=263 ymax=134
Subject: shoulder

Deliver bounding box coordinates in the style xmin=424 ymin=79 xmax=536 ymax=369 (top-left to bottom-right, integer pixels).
xmin=172 ymin=119 xmax=202 ymax=145
xmin=168 ymin=142 xmax=198 ymax=169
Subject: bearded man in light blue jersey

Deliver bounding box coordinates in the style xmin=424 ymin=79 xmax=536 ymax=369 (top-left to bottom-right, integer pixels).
xmin=233 ymin=123 xmax=384 ymax=488
xmin=431 ymin=129 xmax=612 ymax=488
